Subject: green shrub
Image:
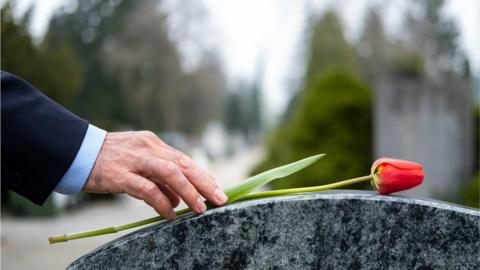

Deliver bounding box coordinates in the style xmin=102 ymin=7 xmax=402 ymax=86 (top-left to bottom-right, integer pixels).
xmin=459 ymin=174 xmax=480 ymax=208
xmin=392 ymin=52 xmax=425 ymax=78
xmin=253 ymin=69 xmax=372 ymax=189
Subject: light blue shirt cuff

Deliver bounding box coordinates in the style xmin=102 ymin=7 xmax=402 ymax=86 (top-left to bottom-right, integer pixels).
xmin=55 ymin=124 xmax=107 ymax=194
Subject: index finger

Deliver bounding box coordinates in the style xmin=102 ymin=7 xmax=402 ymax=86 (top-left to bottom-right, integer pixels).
xmin=138 ymin=157 xmax=207 ymax=213
xmin=175 ymin=152 xmax=228 ymax=206
xmin=145 ymin=145 xmax=229 ymax=206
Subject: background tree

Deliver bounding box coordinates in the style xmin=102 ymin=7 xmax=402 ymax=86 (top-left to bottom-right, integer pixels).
xmin=43 ymin=0 xmax=227 ymax=134
xmin=223 ymin=62 xmax=263 ymax=140
xmin=1 ymin=2 xmax=82 ymax=106
xmin=357 ymin=6 xmax=390 ymax=82
xmin=252 ymin=10 xmax=372 ymax=189
xmin=44 ymin=0 xmax=134 ymax=129
xmin=304 ymin=10 xmax=358 ymax=82
xmin=397 ymin=0 xmax=460 ymax=78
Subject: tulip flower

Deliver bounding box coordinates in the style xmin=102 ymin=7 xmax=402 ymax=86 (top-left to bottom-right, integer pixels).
xmin=370 ymin=158 xmax=424 ymax=194
xmin=49 ymin=155 xmax=424 ymax=244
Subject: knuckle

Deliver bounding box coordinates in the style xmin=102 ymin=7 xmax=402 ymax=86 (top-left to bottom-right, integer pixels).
xmin=141 ymin=182 xmax=158 ymax=197
xmin=116 ymin=175 xmax=131 ymax=191
xmin=139 ymin=158 xmax=161 ymax=177
xmin=132 ymin=152 xmax=146 ymax=171
xmin=174 ymin=151 xmax=184 ymax=160
xmin=153 ymin=198 xmax=173 ymax=217
xmin=136 ymin=131 xmax=157 ymax=146
xmin=141 ymin=130 xmax=156 ymax=138
xmin=145 ymin=131 xmax=160 ymax=143
xmin=157 ymin=137 xmax=166 ymax=145
xmin=126 ymin=149 xmax=140 ymax=161
xmin=162 ymin=161 xmax=179 ymax=178
xmin=157 ymin=195 xmax=171 ymax=208
xmin=144 ymin=158 xmax=158 ymax=172
xmin=177 ymin=152 xmax=194 ymax=170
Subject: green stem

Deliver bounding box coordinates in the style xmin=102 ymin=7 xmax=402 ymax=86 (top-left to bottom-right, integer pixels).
xmin=239 ymin=174 xmax=372 ymax=201
xmin=48 ymin=227 xmax=118 ymax=243
xmin=48 ymin=175 xmax=372 ymax=244
xmin=114 ymin=208 xmax=191 ymax=231
xmin=48 ymin=208 xmax=193 ymax=244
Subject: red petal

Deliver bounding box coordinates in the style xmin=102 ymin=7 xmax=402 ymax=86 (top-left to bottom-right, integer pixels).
xmin=376 ymin=165 xmax=424 ymax=194
xmin=373 ymin=158 xmax=422 ymax=172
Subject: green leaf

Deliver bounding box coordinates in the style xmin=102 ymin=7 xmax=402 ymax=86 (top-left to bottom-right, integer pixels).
xmin=48 ymin=153 xmax=324 ymax=244
xmin=224 ymin=154 xmax=325 ymax=202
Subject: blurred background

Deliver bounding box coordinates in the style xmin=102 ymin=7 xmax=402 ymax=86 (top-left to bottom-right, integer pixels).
xmin=1 ymin=0 xmax=479 ymax=268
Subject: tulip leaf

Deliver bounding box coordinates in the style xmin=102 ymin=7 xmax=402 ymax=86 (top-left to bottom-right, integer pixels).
xmin=224 ymin=154 xmax=325 ymax=202
xmin=48 ymin=153 xmax=325 ymax=244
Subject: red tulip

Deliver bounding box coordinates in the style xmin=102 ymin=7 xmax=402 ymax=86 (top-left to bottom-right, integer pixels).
xmin=371 ymin=158 xmax=424 ymax=194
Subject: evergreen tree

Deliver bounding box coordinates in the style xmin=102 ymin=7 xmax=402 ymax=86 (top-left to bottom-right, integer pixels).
xmin=304 ymin=10 xmax=358 ymax=83
xmin=252 ymin=10 xmax=372 ymax=189
xmin=1 ymin=2 xmax=82 ymax=107
xmin=44 ymin=0 xmax=134 ymax=129
xmin=44 ymin=0 xmax=226 ymax=133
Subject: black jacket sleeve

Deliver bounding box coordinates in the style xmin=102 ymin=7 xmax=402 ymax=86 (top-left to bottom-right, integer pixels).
xmin=1 ymin=71 xmax=89 ymax=205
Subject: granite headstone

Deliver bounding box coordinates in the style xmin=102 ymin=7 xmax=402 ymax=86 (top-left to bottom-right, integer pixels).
xmin=68 ymin=190 xmax=480 ymax=269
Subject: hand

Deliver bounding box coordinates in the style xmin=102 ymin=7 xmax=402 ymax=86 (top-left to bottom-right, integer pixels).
xmin=83 ymin=131 xmax=228 ymax=220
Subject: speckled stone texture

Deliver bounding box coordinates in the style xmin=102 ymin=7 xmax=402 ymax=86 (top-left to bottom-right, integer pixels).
xmin=68 ymin=191 xmax=480 ymax=270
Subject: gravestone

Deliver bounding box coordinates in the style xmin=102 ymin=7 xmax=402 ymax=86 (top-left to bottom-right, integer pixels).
xmin=374 ymin=77 xmax=474 ymax=198
xmin=68 ymin=191 xmax=480 ymax=269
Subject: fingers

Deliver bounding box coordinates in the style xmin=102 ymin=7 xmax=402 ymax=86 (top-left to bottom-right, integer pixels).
xmin=158 ymin=184 xmax=180 ymax=208
xmin=175 ymin=153 xmax=228 ymax=206
xmin=136 ymin=131 xmax=228 ymax=207
xmin=139 ymin=158 xmax=207 ymax=213
xmin=146 ymin=146 xmax=228 ymax=206
xmin=89 ymin=130 xmax=226 ymax=219
xmin=125 ymin=173 xmax=176 ymax=220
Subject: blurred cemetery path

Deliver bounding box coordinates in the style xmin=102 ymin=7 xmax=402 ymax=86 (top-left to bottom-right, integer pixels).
xmin=1 ymin=146 xmax=264 ymax=270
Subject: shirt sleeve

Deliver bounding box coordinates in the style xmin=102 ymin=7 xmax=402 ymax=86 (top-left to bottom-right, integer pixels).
xmin=54 ymin=124 xmax=107 ymax=194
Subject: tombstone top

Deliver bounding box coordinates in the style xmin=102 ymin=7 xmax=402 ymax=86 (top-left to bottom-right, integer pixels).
xmin=68 ymin=190 xmax=480 ymax=269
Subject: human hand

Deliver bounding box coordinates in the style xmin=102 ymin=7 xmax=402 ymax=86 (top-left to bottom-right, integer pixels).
xmin=83 ymin=131 xmax=228 ymax=220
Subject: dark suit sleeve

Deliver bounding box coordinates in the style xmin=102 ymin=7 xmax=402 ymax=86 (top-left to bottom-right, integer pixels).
xmin=1 ymin=71 xmax=89 ymax=205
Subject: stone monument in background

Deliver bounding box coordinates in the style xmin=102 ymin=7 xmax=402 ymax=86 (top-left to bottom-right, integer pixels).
xmin=374 ymin=76 xmax=473 ymax=198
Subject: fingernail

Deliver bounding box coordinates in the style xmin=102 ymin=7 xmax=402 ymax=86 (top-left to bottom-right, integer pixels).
xmin=197 ymin=197 xmax=207 ymax=212
xmin=214 ymin=188 xmax=228 ymax=204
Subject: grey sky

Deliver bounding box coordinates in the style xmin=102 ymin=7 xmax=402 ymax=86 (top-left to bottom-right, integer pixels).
xmin=6 ymin=0 xmax=480 ymax=117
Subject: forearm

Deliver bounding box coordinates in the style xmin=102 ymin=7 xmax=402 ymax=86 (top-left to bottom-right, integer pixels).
xmin=1 ymin=71 xmax=228 ymax=217
xmin=1 ymin=71 xmax=90 ymax=204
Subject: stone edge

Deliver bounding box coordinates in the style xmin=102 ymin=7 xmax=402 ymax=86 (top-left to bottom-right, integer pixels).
xmin=68 ymin=190 xmax=480 ymax=268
